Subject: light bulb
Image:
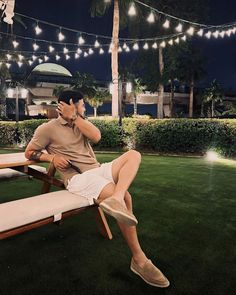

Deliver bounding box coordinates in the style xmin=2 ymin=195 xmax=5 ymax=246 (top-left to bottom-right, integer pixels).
xmin=32 ymin=54 xmax=37 ymax=61
xmin=38 ymin=58 xmax=43 ymax=63
xmin=12 ymin=40 xmax=19 ymax=48
xmin=160 ymin=41 xmax=166 ymax=48
xmin=35 ymin=24 xmax=42 ymax=35
xmin=89 ymin=48 xmax=94 ymax=55
xmin=125 ymin=46 xmax=130 ymax=52
xmin=33 ymin=42 xmax=39 ymax=51
xmin=65 ymin=54 xmax=70 ymax=60
xmin=163 ymin=19 xmax=170 ymax=29
xmin=18 ymin=54 xmax=24 ymax=61
xmin=17 ymin=61 xmax=23 ymax=67
xmin=122 ymin=43 xmax=127 ymax=49
xmin=56 ymin=54 xmax=60 ymax=61
xmin=94 ymin=40 xmax=100 ymax=48
xmin=168 ymin=39 xmax=174 ymax=45
xmin=44 ymin=55 xmax=49 ymax=61
xmin=197 ymin=29 xmax=204 ymax=37
xmin=143 ymin=42 xmax=149 ymax=50
xmin=147 ymin=11 xmax=155 ymax=23
xmin=213 ymin=30 xmax=219 ymax=38
xmin=77 ymin=48 xmax=82 ymax=54
xmin=79 ymin=36 xmax=85 ymax=45
xmin=58 ymin=31 xmax=65 ymax=41
xmin=181 ymin=35 xmax=187 ymax=41
xmin=118 ymin=46 xmax=122 ymax=52
xmin=84 ymin=52 xmax=88 ymax=57
xmin=49 ymin=45 xmax=55 ymax=52
xmin=128 ymin=3 xmax=136 ymax=16
xmin=6 ymin=63 xmax=11 ymax=69
xmin=187 ymin=26 xmax=195 ymax=36
xmin=152 ymin=42 xmax=158 ymax=49
xmin=133 ymin=43 xmax=139 ymax=50
xmin=6 ymin=54 xmax=12 ymax=60
xmin=175 ymin=23 xmax=183 ymax=32
xmin=99 ymin=48 xmax=104 ymax=54
xmin=174 ymin=37 xmax=180 ymax=44
xmin=205 ymin=31 xmax=212 ymax=39
xmin=28 ymin=60 xmax=33 ymax=66
xmin=63 ymin=47 xmax=69 ymax=54
xmin=75 ymin=53 xmax=80 ymax=59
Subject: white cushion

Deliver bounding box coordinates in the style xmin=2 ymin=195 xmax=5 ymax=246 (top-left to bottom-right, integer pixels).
xmin=0 ymin=165 xmax=47 ymax=179
xmin=0 ymin=190 xmax=90 ymax=232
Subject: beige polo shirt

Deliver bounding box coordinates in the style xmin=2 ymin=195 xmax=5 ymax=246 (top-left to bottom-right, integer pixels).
xmin=29 ymin=116 xmax=100 ymax=186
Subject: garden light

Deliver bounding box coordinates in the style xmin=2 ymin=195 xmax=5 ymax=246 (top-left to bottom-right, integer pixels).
xmin=206 ymin=151 xmax=219 ymax=161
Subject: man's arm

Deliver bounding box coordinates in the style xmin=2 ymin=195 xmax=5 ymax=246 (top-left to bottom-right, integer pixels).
xmin=73 ymin=116 xmax=101 ymax=143
xmin=25 ymin=143 xmax=70 ymax=170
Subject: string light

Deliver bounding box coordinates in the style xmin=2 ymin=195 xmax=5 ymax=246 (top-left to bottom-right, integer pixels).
xmin=152 ymin=42 xmax=158 ymax=49
xmin=55 ymin=54 xmax=60 ymax=60
xmin=6 ymin=54 xmax=12 ymax=60
xmin=219 ymin=31 xmax=226 ymax=38
xmin=187 ymin=26 xmax=195 ymax=36
xmin=168 ymin=39 xmax=174 ymax=45
xmin=35 ymin=23 xmax=42 ymax=35
xmin=28 ymin=60 xmax=33 ymax=66
xmin=58 ymin=28 xmax=65 ymax=41
xmin=181 ymin=35 xmax=187 ymax=41
xmin=125 ymin=46 xmax=130 ymax=52
xmin=99 ymin=48 xmax=104 ymax=54
xmin=143 ymin=42 xmax=149 ymax=49
xmin=78 ymin=35 xmax=85 ymax=45
xmin=65 ymin=54 xmax=70 ymax=60
xmin=33 ymin=42 xmax=39 ymax=51
xmin=197 ymin=29 xmax=204 ymax=37
xmin=12 ymin=40 xmax=19 ymax=48
xmin=147 ymin=11 xmax=155 ymax=23
xmin=213 ymin=30 xmax=220 ymax=38
xmin=163 ymin=19 xmax=170 ymax=29
xmin=17 ymin=61 xmax=23 ymax=67
xmin=84 ymin=52 xmax=88 ymax=57
xmin=94 ymin=39 xmax=100 ymax=48
xmin=175 ymin=23 xmax=183 ymax=32
xmin=205 ymin=31 xmax=212 ymax=39
xmin=133 ymin=43 xmax=139 ymax=50
xmin=38 ymin=58 xmax=43 ymax=63
xmin=88 ymin=48 xmax=94 ymax=55
xmin=63 ymin=46 xmax=69 ymax=54
xmin=49 ymin=45 xmax=55 ymax=52
xmin=75 ymin=53 xmax=79 ymax=59
xmin=118 ymin=46 xmax=122 ymax=52
xmin=18 ymin=54 xmax=24 ymax=61
xmin=174 ymin=37 xmax=180 ymax=44
xmin=128 ymin=3 xmax=136 ymax=16
xmin=6 ymin=62 xmax=11 ymax=68
xmin=160 ymin=41 xmax=166 ymax=48
xmin=44 ymin=55 xmax=49 ymax=61
xmin=123 ymin=43 xmax=127 ymax=49
xmin=32 ymin=54 xmax=37 ymax=61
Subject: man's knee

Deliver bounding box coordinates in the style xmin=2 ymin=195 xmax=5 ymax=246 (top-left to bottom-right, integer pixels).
xmin=126 ymin=150 xmax=141 ymax=163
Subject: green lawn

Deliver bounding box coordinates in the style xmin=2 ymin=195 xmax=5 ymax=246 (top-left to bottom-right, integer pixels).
xmin=0 ymin=150 xmax=235 ymax=295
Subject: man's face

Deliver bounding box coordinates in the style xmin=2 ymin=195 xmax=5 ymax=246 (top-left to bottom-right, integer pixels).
xmin=75 ymin=99 xmax=86 ymax=116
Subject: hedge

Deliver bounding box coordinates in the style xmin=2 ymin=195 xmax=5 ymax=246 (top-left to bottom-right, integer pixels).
xmin=0 ymin=118 xmax=236 ymax=156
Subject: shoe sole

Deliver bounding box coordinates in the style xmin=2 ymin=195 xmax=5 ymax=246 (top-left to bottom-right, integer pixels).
xmin=99 ymin=202 xmax=138 ymax=226
xmin=130 ymin=265 xmax=170 ymax=288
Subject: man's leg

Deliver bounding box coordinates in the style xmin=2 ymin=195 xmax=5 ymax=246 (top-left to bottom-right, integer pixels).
xmin=111 ymin=150 xmax=142 ymax=203
xmin=98 ymin=183 xmax=147 ymax=266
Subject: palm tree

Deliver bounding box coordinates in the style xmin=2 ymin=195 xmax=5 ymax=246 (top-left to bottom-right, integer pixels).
xmin=201 ymin=79 xmax=224 ymax=118
xmin=0 ymin=61 xmax=10 ymax=118
xmin=73 ymin=72 xmax=97 ymax=98
xmin=53 ymin=85 xmax=66 ymax=99
xmin=90 ymin=0 xmax=133 ymax=118
xmin=132 ymin=78 xmax=146 ymax=116
xmin=86 ymin=89 xmax=111 ymax=117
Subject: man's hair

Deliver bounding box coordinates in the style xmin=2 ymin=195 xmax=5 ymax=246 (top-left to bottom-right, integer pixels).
xmin=58 ymin=89 xmax=84 ymax=105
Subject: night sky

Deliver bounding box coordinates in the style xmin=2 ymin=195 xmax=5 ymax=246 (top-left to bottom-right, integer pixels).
xmin=4 ymin=0 xmax=236 ymax=91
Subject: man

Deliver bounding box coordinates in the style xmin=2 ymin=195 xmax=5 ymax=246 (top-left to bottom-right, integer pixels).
xmin=25 ymin=89 xmax=170 ymax=288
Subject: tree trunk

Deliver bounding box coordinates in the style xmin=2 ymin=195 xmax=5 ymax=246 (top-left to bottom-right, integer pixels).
xmin=94 ymin=107 xmax=97 ymax=118
xmin=158 ymin=47 xmax=164 ymax=119
xmin=111 ymin=0 xmax=119 ymax=118
xmin=212 ymin=100 xmax=214 ymax=117
xmin=189 ymin=77 xmax=194 ymax=118
xmin=170 ymin=79 xmax=174 ymax=117
xmin=134 ymin=95 xmax=137 ymax=116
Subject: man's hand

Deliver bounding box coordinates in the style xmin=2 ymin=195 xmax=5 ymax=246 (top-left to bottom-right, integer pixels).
xmin=57 ymin=99 xmax=76 ymax=122
xmin=53 ymin=154 xmax=70 ymax=170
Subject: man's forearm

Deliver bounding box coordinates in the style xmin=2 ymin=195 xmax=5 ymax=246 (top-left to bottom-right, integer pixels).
xmin=27 ymin=150 xmax=54 ymax=162
xmin=73 ymin=116 xmax=101 ymax=143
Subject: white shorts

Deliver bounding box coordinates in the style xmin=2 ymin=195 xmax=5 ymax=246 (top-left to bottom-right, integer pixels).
xmin=66 ymin=161 xmax=115 ymax=205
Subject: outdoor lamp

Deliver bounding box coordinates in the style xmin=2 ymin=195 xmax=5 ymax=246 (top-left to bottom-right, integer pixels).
xmin=126 ymin=82 xmax=132 ymax=94
xmin=7 ymin=88 xmax=14 ymax=98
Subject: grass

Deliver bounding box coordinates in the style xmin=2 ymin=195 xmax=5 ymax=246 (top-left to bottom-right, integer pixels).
xmin=0 ymin=149 xmax=236 ymax=295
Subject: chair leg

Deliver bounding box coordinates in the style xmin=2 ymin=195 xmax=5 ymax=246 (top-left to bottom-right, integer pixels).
xmin=93 ymin=206 xmax=113 ymax=240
